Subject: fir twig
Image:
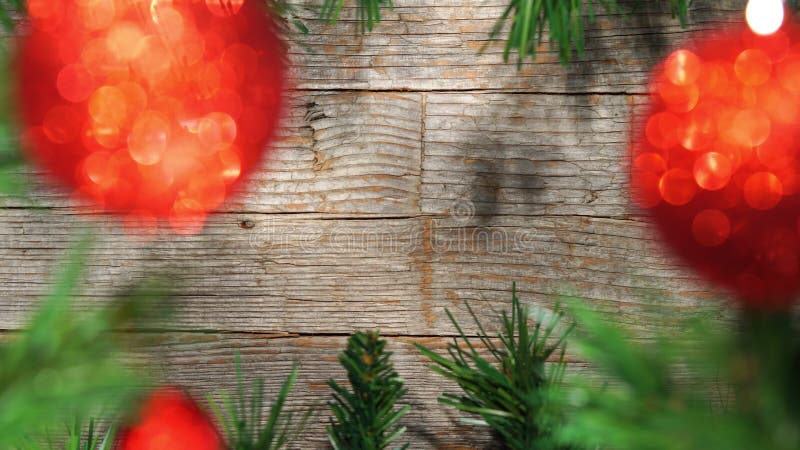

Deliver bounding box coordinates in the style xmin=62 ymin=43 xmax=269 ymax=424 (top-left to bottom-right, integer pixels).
xmin=557 ymin=302 xmax=800 ymax=450
xmin=415 ymin=284 xmax=574 ymax=450
xmin=666 ymin=0 xmax=690 ymax=27
xmin=16 ymin=418 xmax=116 ymax=450
xmin=327 ymin=331 xmax=410 ymax=450
xmin=0 ymin=0 xmax=24 ymax=195
xmin=489 ymin=0 xmax=691 ymax=66
xmin=0 ymin=236 xmax=169 ymax=449
xmin=320 ymin=0 xmax=393 ymax=33
xmin=207 ymin=354 xmax=312 ymax=450
xmin=0 ymin=0 xmax=22 ymax=32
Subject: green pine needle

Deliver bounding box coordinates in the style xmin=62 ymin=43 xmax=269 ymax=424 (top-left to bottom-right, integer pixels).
xmin=320 ymin=0 xmax=393 ymax=33
xmin=327 ymin=331 xmax=410 ymax=450
xmin=558 ymin=303 xmax=800 ymax=450
xmin=0 ymin=236 xmax=169 ymax=449
xmin=415 ymin=284 xmax=574 ymax=450
xmin=16 ymin=418 xmax=116 ymax=450
xmin=490 ymin=0 xmax=691 ymax=66
xmin=667 ymin=0 xmax=691 ymax=27
xmin=0 ymin=0 xmax=22 ymax=32
xmin=207 ymin=354 xmax=312 ymax=450
xmin=0 ymin=0 xmax=24 ymax=196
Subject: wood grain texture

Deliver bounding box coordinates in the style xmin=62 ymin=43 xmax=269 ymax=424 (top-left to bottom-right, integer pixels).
xmin=2 ymin=92 xmax=424 ymax=216
xmin=422 ymin=93 xmax=632 ymax=218
xmin=0 ymin=0 xmax=740 ymax=447
xmin=237 ymin=92 xmax=423 ymax=214
xmin=287 ymin=0 xmax=745 ymax=92
xmin=0 ymin=209 xmax=716 ymax=334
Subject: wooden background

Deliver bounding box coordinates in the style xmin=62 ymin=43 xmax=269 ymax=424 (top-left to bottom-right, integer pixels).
xmin=0 ymin=1 xmax=746 ymax=448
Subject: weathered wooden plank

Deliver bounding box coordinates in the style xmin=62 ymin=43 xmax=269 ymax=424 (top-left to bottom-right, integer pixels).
xmin=417 ymin=215 xmax=725 ymax=335
xmin=287 ymin=0 xmax=745 ymax=92
xmin=239 ymin=92 xmax=423 ymax=214
xmin=422 ymin=93 xmax=632 ymax=218
xmin=1 ymin=91 xmax=423 ymax=216
xmin=0 ymin=210 xmax=720 ymax=334
xmin=6 ymin=92 xmax=642 ymax=218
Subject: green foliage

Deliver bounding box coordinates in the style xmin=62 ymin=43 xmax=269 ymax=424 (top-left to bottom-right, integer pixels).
xmin=664 ymin=0 xmax=691 ymax=27
xmin=558 ymin=304 xmax=800 ymax=450
xmin=490 ymin=0 xmax=690 ymax=65
xmin=0 ymin=0 xmax=22 ymax=32
xmin=327 ymin=331 xmax=410 ymax=450
xmin=320 ymin=0 xmax=393 ymax=33
xmin=17 ymin=418 xmax=116 ymax=450
xmin=207 ymin=354 xmax=312 ymax=450
xmin=415 ymin=285 xmax=574 ymax=450
xmin=0 ymin=0 xmax=23 ymax=196
xmin=0 ymin=236 xmax=167 ymax=449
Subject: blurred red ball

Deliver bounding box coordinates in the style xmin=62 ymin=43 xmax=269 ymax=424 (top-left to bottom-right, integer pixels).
xmin=118 ymin=387 xmax=222 ymax=450
xmin=16 ymin=0 xmax=286 ymax=234
xmin=632 ymin=13 xmax=800 ymax=308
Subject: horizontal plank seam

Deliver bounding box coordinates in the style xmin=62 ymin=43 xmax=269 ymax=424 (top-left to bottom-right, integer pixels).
xmin=0 ymin=208 xmax=652 ymax=221
xmin=288 ymin=87 xmax=646 ymax=96
xmin=0 ymin=327 xmax=520 ymax=339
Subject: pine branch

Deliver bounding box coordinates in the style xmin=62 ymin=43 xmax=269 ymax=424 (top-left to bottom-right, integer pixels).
xmin=490 ymin=0 xmax=691 ymax=66
xmin=207 ymin=354 xmax=312 ymax=450
xmin=557 ymin=303 xmax=800 ymax=450
xmin=0 ymin=236 xmax=169 ymax=449
xmin=666 ymin=0 xmax=691 ymax=27
xmin=0 ymin=0 xmax=23 ymax=195
xmin=0 ymin=0 xmax=22 ymax=32
xmin=16 ymin=418 xmax=116 ymax=450
xmin=320 ymin=0 xmax=393 ymax=33
xmin=327 ymin=331 xmax=410 ymax=450
xmin=415 ymin=284 xmax=573 ymax=450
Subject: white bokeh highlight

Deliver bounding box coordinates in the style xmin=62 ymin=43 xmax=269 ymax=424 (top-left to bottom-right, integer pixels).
xmin=746 ymin=0 xmax=785 ymax=36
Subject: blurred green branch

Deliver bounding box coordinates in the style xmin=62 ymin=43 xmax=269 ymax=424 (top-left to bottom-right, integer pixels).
xmin=0 ymin=236 xmax=169 ymax=449
xmin=0 ymin=0 xmax=22 ymax=32
xmin=558 ymin=303 xmax=800 ymax=450
xmin=416 ymin=285 xmax=574 ymax=449
xmin=0 ymin=0 xmax=23 ymax=196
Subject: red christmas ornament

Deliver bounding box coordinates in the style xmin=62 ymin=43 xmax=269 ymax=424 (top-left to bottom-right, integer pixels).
xmin=631 ymin=10 xmax=800 ymax=308
xmin=117 ymin=387 xmax=223 ymax=450
xmin=16 ymin=0 xmax=286 ymax=234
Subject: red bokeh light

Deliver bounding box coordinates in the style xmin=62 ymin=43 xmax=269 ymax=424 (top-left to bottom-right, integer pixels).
xmin=734 ymin=49 xmax=772 ymax=86
xmin=117 ymin=387 xmax=223 ymax=450
xmin=693 ymin=152 xmax=732 ymax=191
xmin=664 ymin=49 xmax=702 ymax=86
xmin=692 ymin=209 xmax=731 ymax=247
xmin=659 ymin=168 xmax=697 ymax=206
xmin=632 ymin=14 xmax=800 ymax=307
xmin=16 ymin=0 xmax=286 ymax=233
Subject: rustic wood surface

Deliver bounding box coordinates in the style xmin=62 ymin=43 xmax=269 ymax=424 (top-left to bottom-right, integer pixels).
xmin=0 ymin=1 xmax=746 ymax=448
